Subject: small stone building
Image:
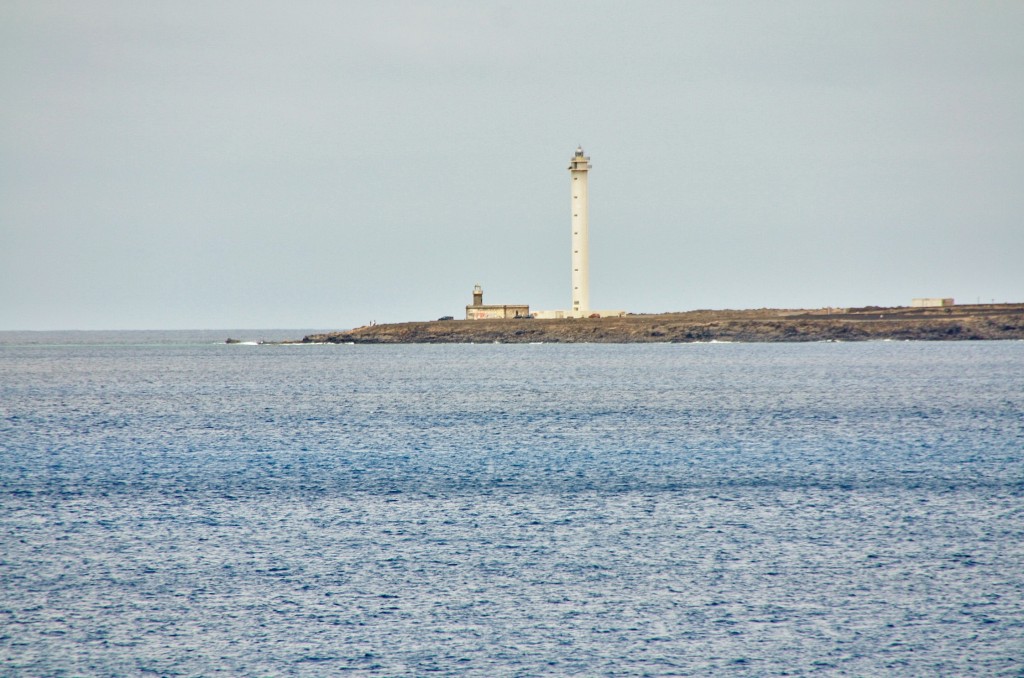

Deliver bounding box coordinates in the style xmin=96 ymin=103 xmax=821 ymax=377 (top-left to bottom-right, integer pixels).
xmin=465 ymin=285 xmax=530 ymax=320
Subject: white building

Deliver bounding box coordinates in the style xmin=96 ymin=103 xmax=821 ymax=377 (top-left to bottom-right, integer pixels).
xmin=911 ymin=298 xmax=954 ymax=308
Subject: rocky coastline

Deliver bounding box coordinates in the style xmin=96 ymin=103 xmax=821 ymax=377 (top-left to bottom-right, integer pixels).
xmin=298 ymin=304 xmax=1024 ymax=344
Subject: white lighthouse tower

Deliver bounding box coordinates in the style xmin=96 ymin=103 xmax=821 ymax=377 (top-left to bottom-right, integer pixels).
xmin=531 ymin=147 xmax=622 ymax=321
xmin=569 ymin=146 xmax=591 ymax=317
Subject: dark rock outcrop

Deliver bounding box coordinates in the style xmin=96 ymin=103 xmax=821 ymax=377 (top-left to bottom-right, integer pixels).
xmin=299 ymin=304 xmax=1024 ymax=344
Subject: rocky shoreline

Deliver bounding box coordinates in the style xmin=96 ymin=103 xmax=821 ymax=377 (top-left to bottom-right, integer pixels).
xmin=297 ymin=304 xmax=1024 ymax=344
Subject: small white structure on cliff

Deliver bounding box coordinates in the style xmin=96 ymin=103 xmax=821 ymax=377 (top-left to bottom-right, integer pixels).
xmin=911 ymin=298 xmax=954 ymax=308
xmin=465 ymin=284 xmax=529 ymax=320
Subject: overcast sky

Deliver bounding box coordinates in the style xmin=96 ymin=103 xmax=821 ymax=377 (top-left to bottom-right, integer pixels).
xmin=2 ymin=1 xmax=1022 ymax=330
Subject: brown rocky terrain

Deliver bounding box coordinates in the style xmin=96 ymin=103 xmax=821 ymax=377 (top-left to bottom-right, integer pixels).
xmin=300 ymin=304 xmax=1024 ymax=344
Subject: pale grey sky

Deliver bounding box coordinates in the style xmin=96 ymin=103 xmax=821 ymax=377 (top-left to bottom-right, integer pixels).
xmin=2 ymin=1 xmax=1022 ymax=329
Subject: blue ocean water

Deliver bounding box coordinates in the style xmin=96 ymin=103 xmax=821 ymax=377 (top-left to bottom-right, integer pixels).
xmin=1 ymin=336 xmax=1022 ymax=676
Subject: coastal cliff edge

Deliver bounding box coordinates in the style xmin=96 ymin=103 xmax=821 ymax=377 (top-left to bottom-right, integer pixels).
xmin=299 ymin=304 xmax=1024 ymax=344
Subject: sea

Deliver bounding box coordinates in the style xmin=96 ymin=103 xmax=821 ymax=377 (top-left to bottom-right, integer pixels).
xmin=1 ymin=331 xmax=1022 ymax=676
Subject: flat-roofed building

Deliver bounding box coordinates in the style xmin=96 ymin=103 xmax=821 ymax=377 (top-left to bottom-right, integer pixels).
xmin=465 ymin=285 xmax=529 ymax=320
xmin=911 ymin=298 xmax=954 ymax=308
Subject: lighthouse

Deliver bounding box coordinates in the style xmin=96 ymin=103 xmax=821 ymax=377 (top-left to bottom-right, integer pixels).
xmin=569 ymin=146 xmax=591 ymax=317
xmin=487 ymin=147 xmax=623 ymax=322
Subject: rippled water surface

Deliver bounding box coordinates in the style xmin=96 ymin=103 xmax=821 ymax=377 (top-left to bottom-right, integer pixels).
xmin=2 ymin=338 xmax=1023 ymax=675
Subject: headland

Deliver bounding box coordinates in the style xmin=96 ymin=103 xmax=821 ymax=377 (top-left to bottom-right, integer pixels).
xmin=299 ymin=303 xmax=1024 ymax=344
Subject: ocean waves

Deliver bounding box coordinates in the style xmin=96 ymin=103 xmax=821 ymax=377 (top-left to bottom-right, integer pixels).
xmin=2 ymin=340 xmax=1023 ymax=675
